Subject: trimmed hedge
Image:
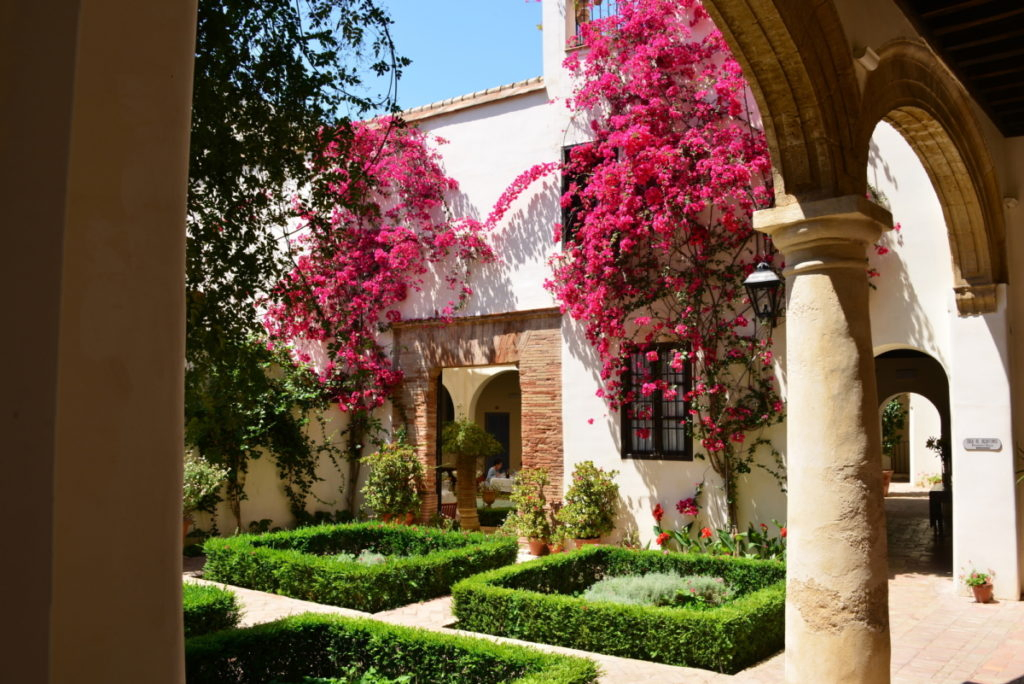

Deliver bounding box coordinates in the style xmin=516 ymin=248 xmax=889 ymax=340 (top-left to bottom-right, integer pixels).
xmin=183 ymin=582 xmax=241 ymax=637
xmin=476 ymin=506 xmax=514 ymax=528
xmin=203 ymin=522 xmax=518 ymax=612
xmin=185 ymin=612 xmax=599 ymax=683
xmin=451 ymin=546 xmax=785 ymax=674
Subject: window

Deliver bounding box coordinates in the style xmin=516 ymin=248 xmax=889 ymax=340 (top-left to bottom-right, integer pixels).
xmin=560 ymin=143 xmax=596 ymax=244
xmin=621 ymin=344 xmax=693 ymax=460
xmin=570 ymin=0 xmax=620 ymax=47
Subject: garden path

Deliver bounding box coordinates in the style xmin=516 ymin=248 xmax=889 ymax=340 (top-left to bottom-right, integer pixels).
xmin=183 ymin=492 xmax=1024 ymax=683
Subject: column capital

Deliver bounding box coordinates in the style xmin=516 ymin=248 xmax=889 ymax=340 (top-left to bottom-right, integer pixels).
xmin=754 ymin=195 xmax=893 ymax=277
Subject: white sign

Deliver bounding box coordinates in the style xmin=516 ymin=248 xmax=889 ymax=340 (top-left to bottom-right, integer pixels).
xmin=963 ymin=438 xmax=1002 ymax=451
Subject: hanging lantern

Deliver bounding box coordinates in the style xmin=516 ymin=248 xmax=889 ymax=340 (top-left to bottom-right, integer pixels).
xmin=743 ymin=262 xmax=784 ymax=327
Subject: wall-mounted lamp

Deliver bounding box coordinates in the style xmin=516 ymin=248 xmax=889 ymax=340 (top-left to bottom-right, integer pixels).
xmin=743 ymin=262 xmax=785 ymax=328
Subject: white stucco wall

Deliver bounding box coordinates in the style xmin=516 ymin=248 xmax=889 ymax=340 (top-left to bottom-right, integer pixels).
xmin=909 ymin=394 xmax=943 ymax=482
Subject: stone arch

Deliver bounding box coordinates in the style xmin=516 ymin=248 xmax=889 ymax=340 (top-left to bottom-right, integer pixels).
xmin=859 ymin=40 xmax=1007 ymax=315
xmin=701 ymin=0 xmax=863 ymax=201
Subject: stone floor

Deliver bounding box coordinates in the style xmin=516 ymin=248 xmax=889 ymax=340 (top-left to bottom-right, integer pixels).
xmin=185 ymin=486 xmax=1024 ymax=683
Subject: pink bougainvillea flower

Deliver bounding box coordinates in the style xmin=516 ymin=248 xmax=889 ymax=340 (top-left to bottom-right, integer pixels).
xmin=676 ymin=498 xmax=698 ymax=517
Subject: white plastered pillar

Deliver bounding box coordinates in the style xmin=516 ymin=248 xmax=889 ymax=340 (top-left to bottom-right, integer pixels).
xmin=757 ymin=195 xmax=893 ymax=684
xmin=949 ymin=290 xmax=1020 ymax=600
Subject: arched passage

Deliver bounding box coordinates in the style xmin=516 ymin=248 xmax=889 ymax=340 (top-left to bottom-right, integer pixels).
xmin=875 ymin=349 xmax=953 ymax=578
xmin=472 ymin=369 xmax=522 ymax=475
xmin=702 ymin=0 xmax=863 ymax=201
xmin=860 ymin=40 xmax=1007 ymax=315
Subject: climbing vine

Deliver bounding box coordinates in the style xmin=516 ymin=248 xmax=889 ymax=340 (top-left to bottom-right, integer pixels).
xmin=493 ymin=0 xmax=785 ymax=525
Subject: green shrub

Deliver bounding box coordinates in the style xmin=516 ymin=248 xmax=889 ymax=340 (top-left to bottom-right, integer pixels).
xmin=203 ymin=522 xmax=518 ymax=612
xmin=183 ymin=582 xmax=241 ymax=637
xmin=452 ymin=546 xmax=785 ymax=674
xmin=582 ymin=572 xmax=735 ymax=608
xmin=477 ymin=506 xmax=514 ymax=527
xmin=186 ymin=612 xmax=598 ymax=683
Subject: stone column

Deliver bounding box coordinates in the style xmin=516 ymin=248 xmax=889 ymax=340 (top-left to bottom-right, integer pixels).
xmin=755 ymin=195 xmax=892 ymax=684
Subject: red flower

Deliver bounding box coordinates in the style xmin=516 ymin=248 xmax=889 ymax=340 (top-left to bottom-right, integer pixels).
xmin=652 ymin=503 xmax=664 ymax=523
xmin=700 ymin=527 xmax=713 ymax=539
xmin=780 ymin=527 xmax=787 ymax=538
xmin=656 ymin=532 xmax=670 ymax=547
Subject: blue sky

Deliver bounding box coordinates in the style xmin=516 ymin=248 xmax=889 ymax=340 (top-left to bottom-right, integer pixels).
xmin=375 ymin=1 xmax=544 ymax=110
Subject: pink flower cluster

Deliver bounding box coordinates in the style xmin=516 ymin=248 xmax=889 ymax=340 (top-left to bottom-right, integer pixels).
xmin=262 ymin=119 xmax=493 ymax=412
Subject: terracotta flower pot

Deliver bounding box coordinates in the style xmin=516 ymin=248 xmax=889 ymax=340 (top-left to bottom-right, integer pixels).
xmin=972 ymin=583 xmax=994 ymax=604
xmin=182 ymin=517 xmax=192 ymax=545
xmin=404 ymin=511 xmax=415 ymax=525
xmin=574 ymin=537 xmax=601 ymax=549
xmin=881 ymin=469 xmax=894 ymax=497
xmin=528 ymin=538 xmax=550 ymax=556
xmin=481 ymin=489 xmax=497 ymax=506
xmin=380 ymin=513 xmax=393 ymax=523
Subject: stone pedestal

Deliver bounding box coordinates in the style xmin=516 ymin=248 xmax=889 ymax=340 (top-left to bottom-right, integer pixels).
xmin=756 ymin=196 xmax=893 ymax=684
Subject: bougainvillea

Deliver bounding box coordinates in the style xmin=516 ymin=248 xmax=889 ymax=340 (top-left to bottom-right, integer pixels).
xmin=493 ymin=0 xmax=786 ymax=524
xmin=550 ymin=0 xmax=785 ymax=524
xmin=262 ymin=118 xmax=493 ymax=413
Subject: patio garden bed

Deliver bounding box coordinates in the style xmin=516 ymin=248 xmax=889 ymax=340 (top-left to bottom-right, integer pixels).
xmin=203 ymin=522 xmax=518 ymax=613
xmin=451 ymin=545 xmax=785 ymax=674
xmin=185 ymin=612 xmax=599 ymax=683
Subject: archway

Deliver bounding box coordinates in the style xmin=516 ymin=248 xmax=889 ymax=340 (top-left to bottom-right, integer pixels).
xmin=859 ymin=40 xmax=1007 ymax=315
xmin=472 ymin=369 xmax=522 ymax=475
xmin=876 ymin=349 xmax=953 ymax=577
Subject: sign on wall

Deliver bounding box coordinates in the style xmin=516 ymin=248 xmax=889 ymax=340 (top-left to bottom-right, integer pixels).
xmin=963 ymin=438 xmax=1002 ymax=451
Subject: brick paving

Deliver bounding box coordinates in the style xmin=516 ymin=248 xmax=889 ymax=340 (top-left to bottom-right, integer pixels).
xmin=185 ymin=486 xmax=1024 ymax=682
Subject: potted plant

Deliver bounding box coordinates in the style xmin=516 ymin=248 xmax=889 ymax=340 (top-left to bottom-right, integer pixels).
xmin=183 ymin=452 xmax=228 ymax=543
xmin=361 ymin=439 xmax=425 ymax=523
xmin=961 ymin=565 xmax=995 ymax=604
xmin=556 ymin=460 xmax=619 ymax=548
xmin=441 ymin=420 xmax=502 ymax=531
xmin=509 ymin=467 xmax=553 ymax=555
xmin=479 ymin=479 xmax=498 ymax=507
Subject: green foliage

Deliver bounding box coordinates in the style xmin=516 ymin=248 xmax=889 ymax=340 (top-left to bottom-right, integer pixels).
xmin=582 ymin=572 xmax=735 ymax=609
xmin=556 ymin=461 xmax=619 ymax=539
xmin=881 ymin=397 xmax=907 ymax=459
xmin=186 ymin=0 xmax=406 ymax=528
xmin=508 ymin=468 xmax=553 ymax=541
xmin=659 ymin=520 xmax=787 ymax=560
xmin=186 ymin=612 xmax=598 ymax=683
xmin=202 ymin=522 xmax=518 ymax=612
xmin=185 ymin=339 xmax=345 ymax=529
xmin=183 ymin=452 xmax=228 ymax=515
xmin=452 ymin=546 xmax=785 ymax=674
xmin=477 ymin=507 xmax=515 ymax=528
xmin=360 ymin=440 xmax=424 ymax=516
xmin=183 ymin=582 xmax=242 ymax=638
xmin=440 ymin=421 xmax=503 ymax=460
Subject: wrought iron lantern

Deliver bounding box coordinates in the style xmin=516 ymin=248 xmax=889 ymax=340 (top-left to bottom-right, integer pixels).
xmin=743 ymin=261 xmax=784 ymax=327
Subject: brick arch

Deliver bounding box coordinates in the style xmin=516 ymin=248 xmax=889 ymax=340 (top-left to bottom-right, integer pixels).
xmin=701 ymin=0 xmax=862 ymax=201
xmin=859 ymin=40 xmax=1007 ymax=315
xmin=391 ymin=309 xmax=564 ymax=520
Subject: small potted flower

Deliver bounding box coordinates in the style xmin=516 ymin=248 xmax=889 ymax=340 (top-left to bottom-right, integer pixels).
xmin=509 ymin=467 xmax=553 ymax=555
xmin=556 ymin=460 xmax=619 ymax=548
xmin=961 ymin=565 xmax=995 ymax=603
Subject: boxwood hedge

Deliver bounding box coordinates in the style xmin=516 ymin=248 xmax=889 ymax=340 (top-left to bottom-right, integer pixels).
xmin=451 ymin=546 xmax=785 ymax=674
xmin=185 ymin=612 xmax=599 ymax=683
xmin=183 ymin=582 xmax=241 ymax=637
xmin=203 ymin=522 xmax=518 ymax=612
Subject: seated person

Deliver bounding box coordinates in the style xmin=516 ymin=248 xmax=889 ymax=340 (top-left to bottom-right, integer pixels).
xmin=485 ymin=460 xmax=506 ymax=482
